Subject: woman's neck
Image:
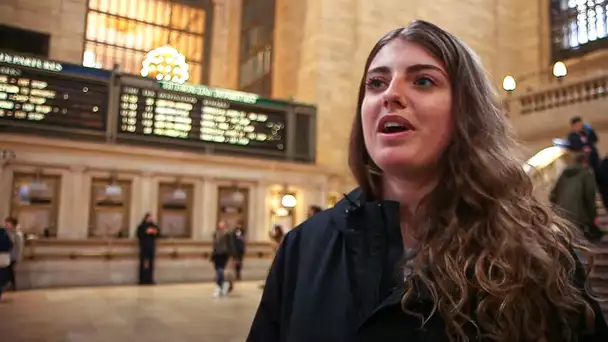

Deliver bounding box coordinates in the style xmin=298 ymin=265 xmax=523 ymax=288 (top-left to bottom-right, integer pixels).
xmin=381 ymin=174 xmax=438 ymax=249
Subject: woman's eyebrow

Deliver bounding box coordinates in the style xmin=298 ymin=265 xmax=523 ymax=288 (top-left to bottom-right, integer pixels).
xmin=367 ymin=64 xmax=447 ymax=77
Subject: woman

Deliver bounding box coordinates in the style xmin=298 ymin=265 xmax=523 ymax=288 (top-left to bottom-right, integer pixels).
xmin=137 ymin=213 xmax=160 ymax=285
xmin=269 ymin=224 xmax=284 ymax=250
xmin=211 ymin=220 xmax=237 ymax=297
xmin=5 ymin=217 xmax=24 ymax=291
xmin=248 ymin=21 xmax=608 ymax=342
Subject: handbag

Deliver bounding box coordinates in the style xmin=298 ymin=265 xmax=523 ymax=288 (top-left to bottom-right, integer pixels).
xmin=0 ymin=252 xmax=10 ymax=267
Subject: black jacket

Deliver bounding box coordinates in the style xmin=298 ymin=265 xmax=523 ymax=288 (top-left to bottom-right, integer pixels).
xmin=137 ymin=221 xmax=159 ymax=254
xmin=551 ymin=165 xmax=597 ymax=226
xmin=247 ymin=189 xmax=608 ymax=342
xmin=0 ymin=228 xmax=13 ymax=253
xmin=568 ymin=129 xmax=600 ymax=170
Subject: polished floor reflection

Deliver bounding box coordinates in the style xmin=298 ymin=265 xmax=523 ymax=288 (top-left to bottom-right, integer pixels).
xmin=0 ymin=282 xmax=262 ymax=342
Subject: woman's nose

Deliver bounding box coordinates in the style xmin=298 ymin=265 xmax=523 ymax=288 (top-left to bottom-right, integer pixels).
xmin=382 ymin=81 xmax=407 ymax=111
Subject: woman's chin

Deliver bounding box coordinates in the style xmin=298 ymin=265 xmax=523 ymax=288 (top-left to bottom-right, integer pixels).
xmin=374 ymin=154 xmax=417 ymax=172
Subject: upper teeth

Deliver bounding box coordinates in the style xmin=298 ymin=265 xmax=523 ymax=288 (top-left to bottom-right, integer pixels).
xmin=385 ymin=122 xmax=405 ymax=128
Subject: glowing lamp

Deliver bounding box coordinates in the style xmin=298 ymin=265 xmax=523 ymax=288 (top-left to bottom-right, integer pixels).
xmin=502 ymin=75 xmax=516 ymax=92
xmin=141 ymin=46 xmax=190 ymax=84
xmin=553 ymin=61 xmax=567 ymax=78
xmin=281 ymin=194 xmax=297 ymax=208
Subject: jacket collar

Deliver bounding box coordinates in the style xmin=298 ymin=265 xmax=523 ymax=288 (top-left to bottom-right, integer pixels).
xmin=330 ymin=188 xmax=404 ymax=324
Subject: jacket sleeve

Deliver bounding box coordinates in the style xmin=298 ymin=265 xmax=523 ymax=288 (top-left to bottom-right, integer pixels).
xmin=153 ymin=223 xmax=161 ymax=239
xmin=136 ymin=223 xmax=146 ymax=240
xmin=226 ymin=232 xmax=239 ymax=257
xmin=586 ymin=126 xmax=599 ymax=145
xmin=247 ymin=235 xmax=291 ymax=342
xmin=568 ymin=132 xmax=586 ymax=150
xmin=1 ymin=230 xmax=13 ymax=252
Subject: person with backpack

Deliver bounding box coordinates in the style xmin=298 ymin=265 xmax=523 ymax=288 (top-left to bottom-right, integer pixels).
xmin=551 ymin=153 xmax=604 ymax=243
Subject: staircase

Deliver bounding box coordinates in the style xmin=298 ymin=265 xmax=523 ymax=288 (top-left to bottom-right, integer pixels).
xmin=589 ymin=198 xmax=608 ymax=319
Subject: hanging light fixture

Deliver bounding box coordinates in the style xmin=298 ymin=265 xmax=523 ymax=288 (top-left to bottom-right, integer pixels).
xmin=141 ymin=46 xmax=190 ymax=84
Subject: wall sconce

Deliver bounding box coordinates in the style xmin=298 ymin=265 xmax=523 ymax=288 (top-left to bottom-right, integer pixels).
xmin=552 ymin=61 xmax=567 ymax=80
xmin=275 ymin=207 xmax=289 ymax=217
xmin=281 ymin=193 xmax=297 ymax=208
xmin=105 ymin=172 xmax=122 ymax=196
xmin=502 ymin=75 xmax=516 ymax=94
xmin=172 ymin=177 xmax=186 ymax=200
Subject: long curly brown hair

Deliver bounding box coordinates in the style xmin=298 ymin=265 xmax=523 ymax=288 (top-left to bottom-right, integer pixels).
xmin=348 ymin=20 xmax=597 ymax=341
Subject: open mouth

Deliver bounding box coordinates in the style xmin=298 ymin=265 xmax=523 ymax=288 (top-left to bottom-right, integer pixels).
xmin=381 ymin=122 xmax=410 ymax=134
xmin=378 ymin=115 xmax=414 ymax=134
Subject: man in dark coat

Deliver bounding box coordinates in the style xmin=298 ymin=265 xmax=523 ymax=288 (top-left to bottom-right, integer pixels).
xmin=551 ymin=153 xmax=603 ymax=242
xmin=137 ymin=213 xmax=160 ymax=285
xmin=247 ymin=189 xmax=608 ymax=342
xmin=567 ymin=116 xmax=599 ymax=172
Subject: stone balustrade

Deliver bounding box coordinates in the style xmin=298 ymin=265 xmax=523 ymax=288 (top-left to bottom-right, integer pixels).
xmin=17 ymin=239 xmax=275 ymax=289
xmin=506 ymin=72 xmax=608 ymax=149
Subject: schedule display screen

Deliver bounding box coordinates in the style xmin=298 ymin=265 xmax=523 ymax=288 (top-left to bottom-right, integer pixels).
xmin=118 ymin=86 xmax=286 ymax=152
xmin=0 ymin=59 xmax=108 ymax=131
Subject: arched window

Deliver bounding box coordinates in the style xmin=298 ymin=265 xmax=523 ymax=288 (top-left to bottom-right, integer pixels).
xmin=551 ymin=0 xmax=608 ymax=61
xmin=83 ymin=0 xmax=213 ymax=85
xmin=238 ymin=0 xmax=275 ymax=96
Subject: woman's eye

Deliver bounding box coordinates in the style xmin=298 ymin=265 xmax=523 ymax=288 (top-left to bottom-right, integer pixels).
xmin=365 ymin=78 xmax=386 ymax=89
xmin=414 ymin=77 xmax=435 ymax=88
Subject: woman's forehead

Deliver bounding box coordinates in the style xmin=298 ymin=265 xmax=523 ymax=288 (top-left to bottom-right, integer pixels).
xmin=368 ymin=39 xmax=446 ymax=74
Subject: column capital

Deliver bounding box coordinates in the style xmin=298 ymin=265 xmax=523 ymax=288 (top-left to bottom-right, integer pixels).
xmin=69 ymin=165 xmax=88 ymax=173
xmin=140 ymin=171 xmax=155 ymax=178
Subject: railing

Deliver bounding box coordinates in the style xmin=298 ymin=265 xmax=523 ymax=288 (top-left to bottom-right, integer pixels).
xmin=508 ymin=72 xmax=608 ymax=116
xmin=506 ymin=72 xmax=608 ymax=141
xmin=23 ymin=238 xmax=276 ymax=261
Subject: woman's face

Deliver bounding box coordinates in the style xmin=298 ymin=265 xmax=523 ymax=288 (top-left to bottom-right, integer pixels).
xmin=362 ymin=39 xmax=454 ymax=175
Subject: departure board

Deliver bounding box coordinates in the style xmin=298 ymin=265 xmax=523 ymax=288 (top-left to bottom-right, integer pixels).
xmin=0 ymin=60 xmax=108 ymax=131
xmin=118 ymin=86 xmax=286 ymax=151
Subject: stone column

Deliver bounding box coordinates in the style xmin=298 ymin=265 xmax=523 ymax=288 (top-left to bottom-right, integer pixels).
xmin=56 ymin=169 xmax=73 ymax=238
xmin=318 ymin=183 xmax=328 ymax=210
xmin=0 ymin=165 xmax=12 ymax=220
xmin=59 ymin=166 xmax=89 ymax=239
xmin=199 ymin=177 xmax=218 ymax=241
xmin=130 ymin=172 xmax=155 ymax=236
xmin=191 ymin=177 xmax=206 ymax=240
xmin=251 ymin=181 xmax=270 ymax=242
xmin=209 ymin=0 xmax=230 ymax=88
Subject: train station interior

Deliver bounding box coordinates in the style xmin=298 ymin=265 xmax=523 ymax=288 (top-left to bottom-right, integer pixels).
xmin=0 ymin=0 xmax=607 ymax=341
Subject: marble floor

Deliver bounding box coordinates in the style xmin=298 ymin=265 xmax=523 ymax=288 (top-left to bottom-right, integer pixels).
xmin=0 ymin=282 xmax=263 ymax=342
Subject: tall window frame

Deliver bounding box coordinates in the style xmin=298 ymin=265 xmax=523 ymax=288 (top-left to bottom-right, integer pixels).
xmin=551 ymin=0 xmax=608 ymax=61
xmin=10 ymin=172 xmax=61 ymax=239
xmin=238 ymin=0 xmax=275 ymax=96
xmin=83 ymin=0 xmax=214 ymax=85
